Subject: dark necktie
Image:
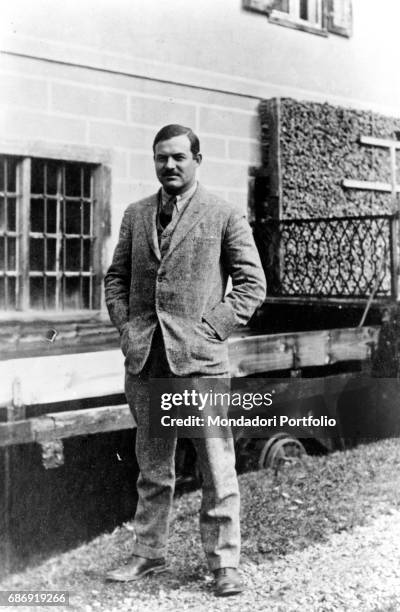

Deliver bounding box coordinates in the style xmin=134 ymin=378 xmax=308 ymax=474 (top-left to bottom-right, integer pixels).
xmin=160 ymin=196 xmax=176 ymax=229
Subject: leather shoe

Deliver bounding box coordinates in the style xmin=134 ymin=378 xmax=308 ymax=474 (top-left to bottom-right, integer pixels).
xmin=213 ymin=567 xmax=244 ymax=597
xmin=105 ymin=554 xmax=167 ymax=582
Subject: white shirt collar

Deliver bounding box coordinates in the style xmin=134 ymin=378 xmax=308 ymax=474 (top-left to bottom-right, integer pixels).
xmin=161 ymin=181 xmax=198 ymax=211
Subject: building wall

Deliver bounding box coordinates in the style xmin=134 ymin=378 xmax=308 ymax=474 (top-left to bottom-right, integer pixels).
xmin=0 ymin=52 xmax=259 ymax=251
xmin=0 ymin=0 xmax=398 ymax=269
xmin=2 ymin=0 xmax=400 ymax=114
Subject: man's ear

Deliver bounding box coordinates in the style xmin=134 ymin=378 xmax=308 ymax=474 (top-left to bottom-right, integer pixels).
xmin=195 ymin=153 xmax=203 ymax=166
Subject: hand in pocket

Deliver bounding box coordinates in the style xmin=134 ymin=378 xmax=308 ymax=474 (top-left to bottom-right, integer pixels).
xmin=120 ymin=323 xmax=132 ymax=356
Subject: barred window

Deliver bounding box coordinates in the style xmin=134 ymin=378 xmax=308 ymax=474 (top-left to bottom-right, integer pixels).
xmin=0 ymin=155 xmax=101 ymax=311
xmin=0 ymin=157 xmax=19 ymax=309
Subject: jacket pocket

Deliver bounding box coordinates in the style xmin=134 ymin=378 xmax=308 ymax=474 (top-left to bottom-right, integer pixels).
xmin=200 ymin=318 xmax=221 ymax=342
xmin=120 ymin=324 xmax=132 ymax=356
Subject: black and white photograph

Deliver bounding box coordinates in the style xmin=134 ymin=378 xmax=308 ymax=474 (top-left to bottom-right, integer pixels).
xmin=1 ymin=1 xmax=400 ymax=610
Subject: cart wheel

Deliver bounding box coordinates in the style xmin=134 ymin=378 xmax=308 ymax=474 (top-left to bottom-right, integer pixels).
xmin=258 ymin=434 xmax=305 ymax=470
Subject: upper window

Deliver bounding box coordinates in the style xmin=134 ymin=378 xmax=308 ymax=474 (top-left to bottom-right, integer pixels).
xmin=270 ymin=0 xmax=324 ymax=31
xmin=243 ymin=0 xmax=352 ymax=37
xmin=0 ymin=155 xmax=101 ymax=311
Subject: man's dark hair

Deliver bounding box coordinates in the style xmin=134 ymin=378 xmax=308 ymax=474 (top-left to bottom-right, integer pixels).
xmin=153 ymin=124 xmax=200 ymax=156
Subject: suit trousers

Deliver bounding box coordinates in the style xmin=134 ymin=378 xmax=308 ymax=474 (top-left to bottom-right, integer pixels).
xmin=124 ymin=327 xmax=240 ymax=571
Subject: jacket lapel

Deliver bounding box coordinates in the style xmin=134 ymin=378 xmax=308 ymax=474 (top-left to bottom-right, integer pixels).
xmin=163 ymin=184 xmax=208 ymax=261
xmin=141 ymin=193 xmax=161 ymax=261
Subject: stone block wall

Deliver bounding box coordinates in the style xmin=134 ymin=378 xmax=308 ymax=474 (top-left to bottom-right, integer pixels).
xmin=0 ymin=53 xmax=260 ymax=251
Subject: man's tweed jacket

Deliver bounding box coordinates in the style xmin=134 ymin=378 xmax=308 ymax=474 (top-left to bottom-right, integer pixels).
xmin=104 ymin=184 xmax=266 ymax=376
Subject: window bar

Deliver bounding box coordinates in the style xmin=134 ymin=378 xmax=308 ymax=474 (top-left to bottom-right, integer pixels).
xmin=63 ymin=164 xmax=67 ymax=310
xmin=55 ymin=164 xmax=63 ymax=310
xmin=18 ymin=158 xmax=31 ymax=310
xmin=4 ymin=158 xmax=8 ymax=307
xmin=80 ymin=166 xmax=84 ymax=309
xmin=44 ymin=163 xmax=48 ymax=308
xmin=15 ymin=161 xmax=20 ymax=310
xmin=89 ymin=169 xmax=94 ymax=309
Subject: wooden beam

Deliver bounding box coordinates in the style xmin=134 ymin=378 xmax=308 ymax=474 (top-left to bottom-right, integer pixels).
xmin=0 ymin=404 xmax=134 ymax=448
xmin=0 ymin=310 xmax=106 ymax=324
xmin=0 ymin=349 xmax=125 ymax=406
xmin=269 ymin=97 xmax=282 ymax=206
xmin=34 ymin=404 xmax=135 ymax=442
xmin=0 ymin=372 xmax=374 ymax=449
xmin=263 ymin=296 xmax=390 ymax=306
xmin=342 ymin=179 xmax=400 ymax=193
xmin=0 ymin=327 xmax=380 ymax=406
xmin=0 ymin=419 xmax=35 ymax=447
xmin=235 ymin=372 xmax=366 ymax=405
xmin=228 ymin=326 xmax=379 ymax=377
xmin=360 ymin=136 xmax=400 ymax=150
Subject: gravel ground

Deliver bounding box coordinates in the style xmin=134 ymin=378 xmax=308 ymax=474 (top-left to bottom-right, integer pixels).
xmin=2 ymin=438 xmax=400 ymax=612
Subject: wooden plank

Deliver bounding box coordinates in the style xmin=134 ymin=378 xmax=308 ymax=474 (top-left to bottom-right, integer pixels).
xmin=0 ymin=327 xmax=380 ymax=405
xmin=0 ymin=311 xmax=106 ymax=324
xmin=230 ymin=333 xmax=296 ymax=377
xmin=264 ymin=296 xmax=390 ymax=306
xmin=228 ymin=326 xmax=379 ymax=377
xmin=342 ymin=179 xmax=400 ymax=193
xmin=269 ymin=97 xmax=282 ymax=205
xmin=360 ymin=136 xmax=400 ymax=150
xmin=0 ymin=420 xmax=34 ymax=447
xmin=0 ymin=404 xmax=134 ymax=448
xmin=329 ymin=327 xmax=377 ymax=362
xmin=0 ymin=373 xmax=374 ymax=448
xmin=34 ymin=404 xmax=134 ymax=442
xmin=296 ymin=331 xmax=330 ymax=368
xmin=236 ymin=373 xmax=366 ymax=407
xmin=0 ymin=349 xmax=125 ymax=405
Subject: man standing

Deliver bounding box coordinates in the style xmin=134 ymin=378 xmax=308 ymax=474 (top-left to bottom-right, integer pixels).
xmin=104 ymin=124 xmax=266 ymax=596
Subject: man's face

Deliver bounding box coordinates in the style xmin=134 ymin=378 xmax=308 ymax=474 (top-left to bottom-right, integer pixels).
xmin=154 ymin=134 xmax=202 ymax=195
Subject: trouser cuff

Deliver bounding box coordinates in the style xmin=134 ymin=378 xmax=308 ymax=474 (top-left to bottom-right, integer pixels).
xmin=132 ymin=540 xmax=167 ymax=560
xmin=208 ymin=557 xmax=240 ymax=571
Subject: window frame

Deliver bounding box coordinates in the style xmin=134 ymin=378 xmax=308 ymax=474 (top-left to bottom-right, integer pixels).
xmin=268 ymin=0 xmax=328 ymax=36
xmin=0 ymin=140 xmax=111 ymax=318
xmin=243 ymin=0 xmax=353 ymax=38
xmin=327 ymin=0 xmax=352 ymax=38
